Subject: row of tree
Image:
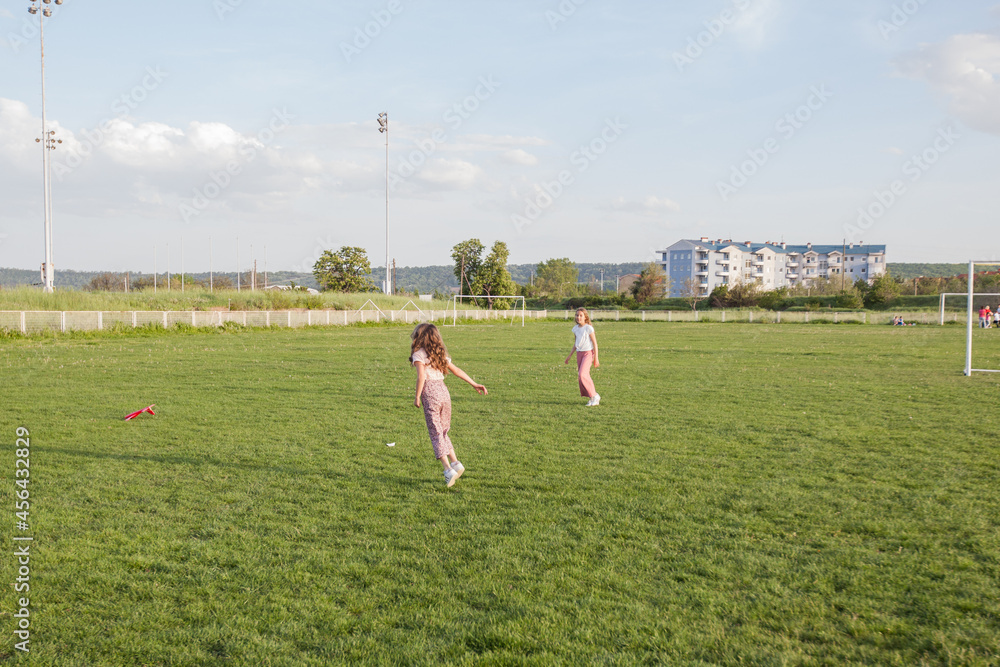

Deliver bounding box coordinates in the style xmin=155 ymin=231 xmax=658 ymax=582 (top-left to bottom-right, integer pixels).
xmin=307 ymin=243 xmax=993 ymax=311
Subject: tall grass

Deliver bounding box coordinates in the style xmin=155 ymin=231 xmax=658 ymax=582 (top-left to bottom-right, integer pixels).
xmin=0 ymin=286 xmax=457 ymax=312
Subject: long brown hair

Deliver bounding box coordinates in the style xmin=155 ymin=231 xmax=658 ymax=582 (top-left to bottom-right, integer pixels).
xmin=576 ymin=308 xmax=592 ymax=325
xmin=409 ymin=323 xmax=449 ymax=375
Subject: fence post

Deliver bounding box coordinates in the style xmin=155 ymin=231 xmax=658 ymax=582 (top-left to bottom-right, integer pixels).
xmin=668 ymin=311 xmax=672 ymax=322
xmin=777 ymin=311 xmax=781 ymax=324
xmin=616 ymin=310 xmax=620 ymax=321
xmin=163 ymin=312 xmax=168 ymax=328
xmin=834 ymin=312 xmax=838 ymax=323
xmin=98 ymin=311 xmax=103 ymax=331
xmin=20 ymin=312 xmax=25 ymax=334
xmin=287 ymin=311 xmax=292 ymax=327
xmin=863 ymin=312 xmax=867 ymax=324
xmin=132 ymin=312 xmax=137 ymax=328
xmin=721 ymin=309 xmax=726 ymax=323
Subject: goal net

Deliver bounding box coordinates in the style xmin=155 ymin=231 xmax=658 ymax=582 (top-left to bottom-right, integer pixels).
xmin=963 ymin=261 xmax=1000 ymax=376
xmin=448 ymin=295 xmax=525 ymax=326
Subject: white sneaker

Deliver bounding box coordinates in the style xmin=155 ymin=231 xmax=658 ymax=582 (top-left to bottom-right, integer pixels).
xmin=591 ymin=394 xmax=601 ymax=406
xmin=444 ymin=467 xmax=459 ymax=487
xmin=585 ymin=397 xmax=595 ymax=406
xmin=450 ymin=461 xmax=465 ymax=480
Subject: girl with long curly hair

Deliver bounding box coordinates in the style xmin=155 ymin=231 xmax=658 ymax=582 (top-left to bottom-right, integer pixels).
xmin=410 ymin=323 xmax=488 ymax=487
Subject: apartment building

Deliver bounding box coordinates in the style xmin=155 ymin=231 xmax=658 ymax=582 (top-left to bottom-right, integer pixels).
xmin=658 ymin=238 xmax=887 ymax=297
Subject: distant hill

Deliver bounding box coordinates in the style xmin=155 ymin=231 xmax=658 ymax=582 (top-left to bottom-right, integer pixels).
xmin=1 ymin=262 xmax=649 ymax=293
xmin=887 ymin=263 xmax=972 ymax=280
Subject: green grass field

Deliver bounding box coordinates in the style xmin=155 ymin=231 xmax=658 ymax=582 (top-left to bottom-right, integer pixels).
xmin=2 ymin=322 xmax=999 ymax=665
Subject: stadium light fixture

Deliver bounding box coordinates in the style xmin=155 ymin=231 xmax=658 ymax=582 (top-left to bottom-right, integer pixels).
xmin=378 ymin=112 xmax=390 ymax=294
xmin=29 ymin=0 xmax=63 ymax=293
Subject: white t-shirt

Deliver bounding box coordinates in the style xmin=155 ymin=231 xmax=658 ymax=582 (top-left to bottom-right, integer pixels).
xmin=411 ymin=348 xmax=450 ymax=380
xmin=572 ymin=324 xmax=595 ymax=352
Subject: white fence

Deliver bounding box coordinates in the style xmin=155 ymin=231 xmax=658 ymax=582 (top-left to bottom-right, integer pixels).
xmin=0 ymin=308 xmax=951 ymax=335
xmin=0 ymin=309 xmax=531 ymax=335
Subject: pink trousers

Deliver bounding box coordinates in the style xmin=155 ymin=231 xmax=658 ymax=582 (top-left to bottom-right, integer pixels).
xmin=576 ymin=350 xmax=597 ymax=398
xmin=421 ymin=379 xmax=454 ymax=459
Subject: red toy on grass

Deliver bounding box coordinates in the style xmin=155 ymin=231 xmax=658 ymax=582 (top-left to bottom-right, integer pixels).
xmin=124 ymin=405 xmax=156 ymax=421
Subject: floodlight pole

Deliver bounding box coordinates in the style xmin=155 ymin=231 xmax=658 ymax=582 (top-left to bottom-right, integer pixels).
xmin=30 ymin=0 xmax=63 ymax=292
xmin=378 ymin=112 xmax=389 ymax=294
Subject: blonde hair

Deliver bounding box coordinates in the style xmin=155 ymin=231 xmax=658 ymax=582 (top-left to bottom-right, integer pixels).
xmin=575 ymin=308 xmax=592 ymax=325
xmin=409 ymin=323 xmax=449 ymax=375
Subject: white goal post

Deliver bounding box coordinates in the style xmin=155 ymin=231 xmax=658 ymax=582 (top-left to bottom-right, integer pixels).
xmin=939 ymin=293 xmax=1000 ymax=325
xmin=448 ymin=295 xmax=525 ymax=326
xmin=964 ymin=261 xmax=1000 ymax=376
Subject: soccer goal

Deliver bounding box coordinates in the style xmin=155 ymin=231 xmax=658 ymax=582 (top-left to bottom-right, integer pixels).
xmin=448 ymin=295 xmax=525 ymax=326
xmin=963 ymin=261 xmax=1000 ymax=376
xmin=940 ymin=293 xmax=1000 ymax=325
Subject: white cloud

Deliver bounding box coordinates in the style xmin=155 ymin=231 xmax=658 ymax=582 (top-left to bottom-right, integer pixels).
xmin=415 ymin=158 xmax=482 ymax=189
xmin=501 ymin=149 xmax=538 ymax=166
xmin=895 ymin=32 xmax=1000 ymax=135
xmin=460 ymin=134 xmax=550 ymax=148
xmin=606 ymin=195 xmax=681 ymax=215
xmin=730 ymin=0 xmax=781 ymax=49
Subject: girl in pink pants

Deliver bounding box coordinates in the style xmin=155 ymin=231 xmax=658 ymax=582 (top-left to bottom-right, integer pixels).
xmin=564 ymin=308 xmax=600 ymax=406
xmin=410 ymin=323 xmax=488 ymax=487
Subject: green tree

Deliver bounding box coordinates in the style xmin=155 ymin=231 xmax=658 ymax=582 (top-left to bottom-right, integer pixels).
xmin=863 ymin=271 xmax=901 ymax=308
xmin=630 ymin=262 xmax=669 ymax=305
xmin=535 ymin=257 xmax=578 ymax=297
xmin=313 ymin=246 xmax=375 ymax=292
xmin=451 ymin=239 xmax=485 ymax=294
xmin=472 ymin=241 xmax=518 ymax=309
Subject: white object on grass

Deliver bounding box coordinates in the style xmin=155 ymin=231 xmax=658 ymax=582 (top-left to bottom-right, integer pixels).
xmin=386 ymin=442 xmax=396 ymax=447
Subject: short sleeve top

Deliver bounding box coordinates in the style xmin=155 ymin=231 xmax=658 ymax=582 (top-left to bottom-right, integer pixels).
xmin=572 ymin=324 xmax=595 ymax=352
xmin=411 ymin=348 xmax=450 ymax=381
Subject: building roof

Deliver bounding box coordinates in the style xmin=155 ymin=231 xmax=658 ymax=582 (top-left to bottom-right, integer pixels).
xmin=661 ymin=239 xmax=886 ymax=256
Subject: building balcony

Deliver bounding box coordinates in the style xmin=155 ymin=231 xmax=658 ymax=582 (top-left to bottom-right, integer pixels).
xmin=716 ymin=270 xmax=730 ymax=277
xmin=786 ymin=272 xmax=799 ymax=279
xmin=752 ymin=260 xmax=764 ymax=266
xmin=786 ymin=261 xmax=799 ymax=268
xmin=752 ymin=271 xmax=764 ymax=278
xmin=695 ymin=270 xmax=708 ymax=277
xmin=715 ymin=260 xmax=729 ymax=266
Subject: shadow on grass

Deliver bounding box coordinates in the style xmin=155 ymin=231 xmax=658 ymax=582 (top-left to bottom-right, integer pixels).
xmin=43 ymin=445 xmax=347 ymax=480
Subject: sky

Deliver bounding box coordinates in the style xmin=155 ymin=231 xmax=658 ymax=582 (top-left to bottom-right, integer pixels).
xmin=1 ymin=0 xmax=999 ymax=276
